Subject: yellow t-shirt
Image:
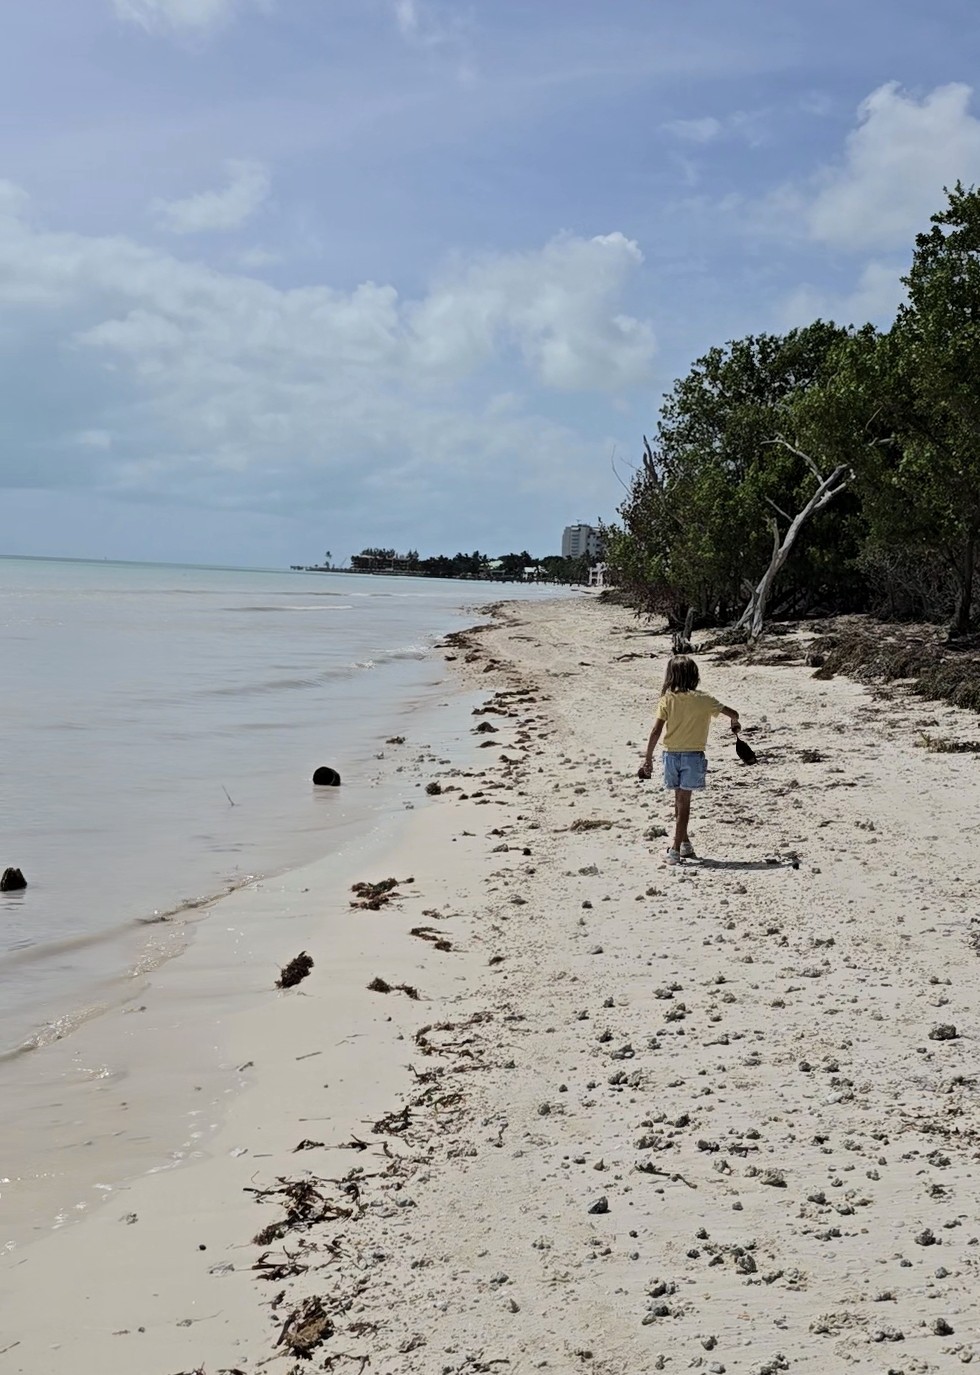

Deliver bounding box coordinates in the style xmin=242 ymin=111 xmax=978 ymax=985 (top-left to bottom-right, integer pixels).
xmin=656 ymin=689 xmax=724 ymax=752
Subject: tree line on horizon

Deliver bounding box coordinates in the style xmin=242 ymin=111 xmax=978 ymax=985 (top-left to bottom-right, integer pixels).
xmin=604 ymin=182 xmax=980 ymax=641
xmin=351 ymin=547 xmax=596 ymax=583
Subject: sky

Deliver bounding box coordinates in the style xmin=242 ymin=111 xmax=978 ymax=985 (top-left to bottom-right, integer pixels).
xmin=4 ymin=0 xmax=980 ymax=566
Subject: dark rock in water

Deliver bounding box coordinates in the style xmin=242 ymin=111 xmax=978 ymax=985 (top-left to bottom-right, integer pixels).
xmin=312 ymin=766 xmax=341 ymax=786
xmin=0 ymin=868 xmax=27 ymax=892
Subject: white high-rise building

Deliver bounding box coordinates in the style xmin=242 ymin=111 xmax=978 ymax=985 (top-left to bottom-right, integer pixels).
xmin=562 ymin=523 xmax=600 ymax=560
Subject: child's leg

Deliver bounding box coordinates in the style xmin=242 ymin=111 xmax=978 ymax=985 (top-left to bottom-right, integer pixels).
xmin=672 ymin=789 xmax=692 ymax=850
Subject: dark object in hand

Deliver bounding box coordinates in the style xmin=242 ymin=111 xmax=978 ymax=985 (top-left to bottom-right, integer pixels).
xmin=637 ymin=765 xmax=651 ymax=780
xmin=735 ymin=736 xmax=757 ymax=766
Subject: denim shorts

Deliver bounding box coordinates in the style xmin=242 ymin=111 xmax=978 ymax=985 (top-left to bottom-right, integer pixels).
xmin=663 ymin=750 xmax=707 ymax=791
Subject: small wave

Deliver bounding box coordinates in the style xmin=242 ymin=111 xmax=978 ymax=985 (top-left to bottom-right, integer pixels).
xmin=198 ymin=648 xmax=430 ymax=699
xmin=205 ymin=674 xmax=327 ymax=697
xmin=0 ymin=883 xmax=247 ymax=978
xmin=0 ymin=880 xmax=253 ymax=1061
xmin=0 ymin=1001 xmax=111 ymax=1061
xmin=226 ymin=604 xmax=354 ymax=613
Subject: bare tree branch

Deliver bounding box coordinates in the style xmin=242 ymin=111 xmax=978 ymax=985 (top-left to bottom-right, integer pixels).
xmin=736 ymin=449 xmax=852 ymax=643
xmin=768 ymin=434 xmax=825 ymax=482
xmin=765 ymin=496 xmax=794 ymax=523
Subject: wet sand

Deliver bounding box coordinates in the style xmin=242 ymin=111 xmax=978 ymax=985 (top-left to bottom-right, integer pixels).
xmin=3 ymin=595 xmax=980 ymax=1373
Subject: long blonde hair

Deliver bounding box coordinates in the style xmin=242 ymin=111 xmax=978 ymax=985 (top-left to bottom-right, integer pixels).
xmin=661 ymin=655 xmax=700 ymax=695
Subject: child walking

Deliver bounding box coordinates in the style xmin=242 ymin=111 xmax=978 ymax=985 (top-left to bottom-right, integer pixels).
xmin=637 ymin=655 xmax=741 ymax=865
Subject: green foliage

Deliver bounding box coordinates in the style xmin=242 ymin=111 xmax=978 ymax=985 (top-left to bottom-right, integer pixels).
xmin=613 ymin=185 xmax=980 ymax=635
xmin=349 ymin=547 xmax=588 ymax=583
xmin=609 ymin=323 xmax=862 ymax=625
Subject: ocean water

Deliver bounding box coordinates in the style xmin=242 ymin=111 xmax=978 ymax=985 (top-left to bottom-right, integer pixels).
xmin=0 ymin=557 xmax=558 ymax=1059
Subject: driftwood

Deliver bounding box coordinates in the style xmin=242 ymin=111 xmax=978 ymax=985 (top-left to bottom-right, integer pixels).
xmin=736 ymin=438 xmax=851 ymax=644
xmin=671 ymin=607 xmax=695 ymax=656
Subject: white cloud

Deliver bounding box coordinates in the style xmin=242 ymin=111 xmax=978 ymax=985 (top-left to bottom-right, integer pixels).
xmin=0 ymin=185 xmax=653 ymax=534
xmin=408 ymin=233 xmax=656 ymax=391
xmin=391 ymin=0 xmax=469 ymax=51
xmin=236 ymin=246 xmax=281 ymax=270
xmin=663 ymin=117 xmax=723 ymax=145
xmin=113 ymin=0 xmax=264 ymax=34
xmin=781 ymin=83 xmax=980 ymax=251
xmin=662 ymin=111 xmax=768 ymax=149
xmin=152 ymin=160 xmax=271 ymax=235
xmin=76 ymin=429 xmax=114 ymax=450
xmin=779 ymin=260 xmax=907 ymax=329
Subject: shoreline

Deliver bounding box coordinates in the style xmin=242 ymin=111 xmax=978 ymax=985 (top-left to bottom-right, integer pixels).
xmin=3 ymin=594 xmax=980 ymax=1371
xmin=0 ymin=624 xmax=501 ymax=1254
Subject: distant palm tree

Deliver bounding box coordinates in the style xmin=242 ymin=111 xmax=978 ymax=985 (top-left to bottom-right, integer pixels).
xmin=324 ymin=550 xmax=332 ymax=567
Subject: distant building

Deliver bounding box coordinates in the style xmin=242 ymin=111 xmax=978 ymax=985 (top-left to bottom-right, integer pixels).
xmin=350 ymin=552 xmax=415 ymax=573
xmin=562 ymin=523 xmax=601 ymax=560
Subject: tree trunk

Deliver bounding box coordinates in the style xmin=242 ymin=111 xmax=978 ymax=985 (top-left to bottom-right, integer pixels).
xmin=950 ymin=533 xmax=976 ymax=638
xmin=672 ymin=606 xmax=695 ymax=655
xmin=735 ymin=445 xmax=850 ymax=645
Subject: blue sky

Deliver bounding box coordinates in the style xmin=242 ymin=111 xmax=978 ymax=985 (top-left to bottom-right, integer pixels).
xmin=3 ymin=0 xmax=980 ymax=565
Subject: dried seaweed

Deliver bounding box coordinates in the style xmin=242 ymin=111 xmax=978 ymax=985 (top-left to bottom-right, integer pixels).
xmin=410 ymin=926 xmax=453 ymax=952
xmin=350 ymin=876 xmax=414 ymax=910
xmin=276 ymin=1295 xmax=334 ymax=1358
xmin=277 ymin=952 xmax=313 ymax=989
xmin=367 ymin=977 xmax=420 ymax=998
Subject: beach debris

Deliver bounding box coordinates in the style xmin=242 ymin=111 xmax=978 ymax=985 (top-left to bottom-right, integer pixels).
xmin=253 ymin=1251 xmax=309 ymax=1281
xmin=425 ymin=780 xmax=443 ymax=795
xmin=568 ymin=818 xmax=615 ymax=832
xmin=246 ymin=1174 xmax=357 ymax=1246
xmin=351 ymin=876 xmax=412 ymax=910
xmin=373 ymin=1104 xmax=411 ymax=1135
xmin=410 ymin=925 xmax=453 ymax=952
xmin=276 ymin=1295 xmax=335 ymax=1358
xmin=276 ymin=951 xmax=314 ymax=989
xmin=0 ymin=867 xmax=27 ymax=892
xmin=386 ymin=735 xmax=406 ymax=744
xmin=292 ymin=1138 xmax=325 ymax=1151
xmin=588 ymin=1195 xmax=610 ymax=1214
xmin=312 ymin=766 xmax=342 ymax=786
xmin=367 ymin=976 xmax=420 ymax=999
xmin=928 ymin=1023 xmax=958 ymax=1041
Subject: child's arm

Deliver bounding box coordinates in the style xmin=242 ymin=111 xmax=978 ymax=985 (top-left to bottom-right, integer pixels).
xmin=719 ymin=704 xmax=742 ymax=733
xmin=638 ymin=719 xmax=664 ymax=778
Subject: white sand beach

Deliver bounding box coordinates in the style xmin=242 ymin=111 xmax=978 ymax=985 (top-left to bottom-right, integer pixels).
xmin=3 ymin=595 xmax=980 ymax=1374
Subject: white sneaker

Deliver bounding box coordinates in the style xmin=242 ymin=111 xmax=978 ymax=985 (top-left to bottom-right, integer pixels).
xmin=666 ymin=848 xmax=680 ymax=866
xmin=679 ymin=840 xmax=696 ymax=859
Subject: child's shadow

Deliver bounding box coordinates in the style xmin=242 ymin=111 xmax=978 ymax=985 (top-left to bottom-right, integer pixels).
xmin=693 ymin=857 xmax=797 ymax=873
